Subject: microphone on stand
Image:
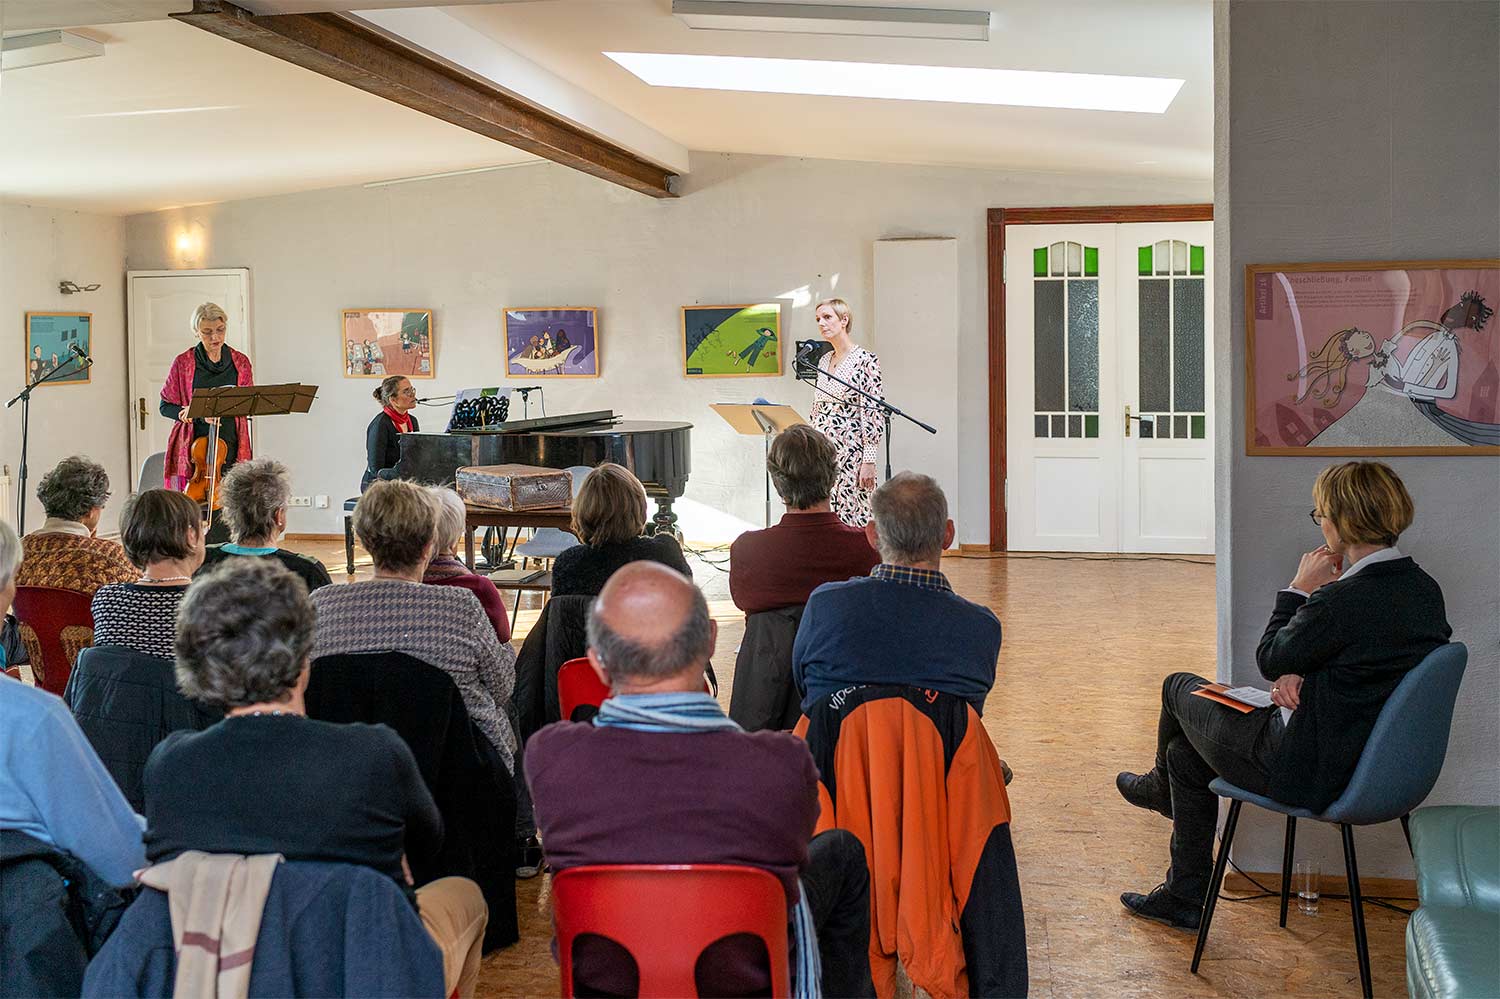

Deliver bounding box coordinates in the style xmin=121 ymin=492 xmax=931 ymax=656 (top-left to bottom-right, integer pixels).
xmin=69 ymin=343 xmax=94 ymax=370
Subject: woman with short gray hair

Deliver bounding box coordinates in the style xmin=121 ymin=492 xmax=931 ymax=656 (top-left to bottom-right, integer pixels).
xmin=14 ymin=455 xmax=135 ymax=596
xmin=421 ymin=486 xmax=511 ymax=642
xmin=143 ymin=558 xmax=490 ymax=999
xmin=1 ymin=520 xmax=21 ymax=614
xmin=160 ymin=300 xmax=254 ymax=494
xmin=199 ymin=459 xmax=332 ymax=592
xmin=311 ymin=480 xmax=518 ymax=771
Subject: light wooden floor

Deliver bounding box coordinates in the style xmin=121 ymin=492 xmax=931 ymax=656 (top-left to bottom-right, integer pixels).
xmin=305 ymin=540 xmax=1410 ymax=998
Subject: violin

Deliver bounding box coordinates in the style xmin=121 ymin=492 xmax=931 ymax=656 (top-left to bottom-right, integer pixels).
xmin=184 ymin=424 xmax=228 ymax=510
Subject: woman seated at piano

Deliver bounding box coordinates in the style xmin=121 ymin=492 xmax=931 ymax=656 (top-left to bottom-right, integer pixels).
xmin=551 ymin=463 xmax=691 ymax=598
xmin=363 ymin=375 xmax=420 ymax=491
xmin=160 ymin=302 xmax=254 ymax=491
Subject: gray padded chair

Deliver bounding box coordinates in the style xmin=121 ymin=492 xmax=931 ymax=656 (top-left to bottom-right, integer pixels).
xmin=1191 ymin=642 xmax=1469 ymax=999
xmin=137 ymin=451 xmax=166 ymax=492
xmin=513 ymin=465 xmax=591 ymax=566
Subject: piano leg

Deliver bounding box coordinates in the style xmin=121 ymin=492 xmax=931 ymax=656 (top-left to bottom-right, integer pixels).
xmin=649 ymin=496 xmax=682 ymax=542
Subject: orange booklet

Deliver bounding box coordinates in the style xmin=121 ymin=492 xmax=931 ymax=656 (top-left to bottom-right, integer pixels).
xmin=1191 ymin=683 xmax=1259 ymax=714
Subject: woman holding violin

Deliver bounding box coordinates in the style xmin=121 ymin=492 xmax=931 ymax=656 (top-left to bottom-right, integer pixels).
xmin=160 ymin=302 xmax=254 ymax=527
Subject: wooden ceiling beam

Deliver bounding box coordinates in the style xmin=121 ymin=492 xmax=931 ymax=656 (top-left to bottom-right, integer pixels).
xmin=174 ymin=0 xmax=678 ymax=199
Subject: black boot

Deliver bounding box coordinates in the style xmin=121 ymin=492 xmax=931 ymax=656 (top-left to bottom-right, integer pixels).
xmin=1116 ymin=770 xmax=1173 ymax=819
xmin=1120 ymin=883 xmax=1202 ymax=931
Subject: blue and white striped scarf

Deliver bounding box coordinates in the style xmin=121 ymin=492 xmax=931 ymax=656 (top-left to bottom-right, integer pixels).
xmin=594 ymin=692 xmax=822 ymax=999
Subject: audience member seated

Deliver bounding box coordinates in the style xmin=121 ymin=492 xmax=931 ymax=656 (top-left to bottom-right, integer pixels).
xmin=15 ymin=456 xmax=135 ymax=595
xmin=89 ymin=488 xmax=204 ymax=660
xmin=730 ymin=425 xmax=879 ymax=613
xmin=527 ymin=561 xmax=875 ymax=997
xmin=551 ymin=463 xmax=691 ymax=598
xmin=0 ymin=522 xmax=147 ymax=997
xmin=198 ymin=458 xmax=332 ymax=592
xmin=141 ymin=558 xmax=489 ymax=998
xmin=793 ymin=472 xmax=1001 ymax=715
xmin=1116 ymin=461 xmax=1451 ymax=931
xmin=311 ymin=480 xmax=518 ymax=771
xmin=729 ymin=426 xmax=879 ymax=730
xmin=423 ymin=486 xmax=512 ymax=643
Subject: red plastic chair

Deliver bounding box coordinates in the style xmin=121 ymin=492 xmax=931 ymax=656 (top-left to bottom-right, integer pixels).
xmin=10 ymin=586 xmax=94 ymax=696
xmin=558 ymin=656 xmax=610 ymax=721
xmin=552 ymin=864 xmax=791 ymax=998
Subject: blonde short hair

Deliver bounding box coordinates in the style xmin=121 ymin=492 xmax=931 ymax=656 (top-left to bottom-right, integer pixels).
xmin=191 ymin=302 xmax=228 ymax=333
xmin=814 ymin=297 xmax=853 ymax=336
xmin=428 ymin=485 xmax=468 ymax=555
xmin=353 ymin=479 xmax=436 ymax=571
xmin=1312 ymin=461 xmax=1414 ymax=547
xmin=572 ymin=463 xmax=648 ymax=547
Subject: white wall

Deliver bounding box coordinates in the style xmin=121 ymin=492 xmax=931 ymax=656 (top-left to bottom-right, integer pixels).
xmin=1216 ymin=0 xmax=1500 ymax=878
xmin=123 ymin=152 xmax=1208 ymax=541
xmin=0 ymin=202 xmax=129 ymax=534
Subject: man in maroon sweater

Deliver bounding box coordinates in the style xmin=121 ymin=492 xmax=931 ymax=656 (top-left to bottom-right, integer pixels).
xmin=731 ymin=425 xmax=879 ymax=612
xmin=526 ymin=562 xmax=874 ymax=997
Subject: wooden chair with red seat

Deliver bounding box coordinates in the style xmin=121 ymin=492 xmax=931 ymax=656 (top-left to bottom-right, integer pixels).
xmin=10 ymin=586 xmax=94 ymax=696
xmin=552 ymin=864 xmax=791 ymax=998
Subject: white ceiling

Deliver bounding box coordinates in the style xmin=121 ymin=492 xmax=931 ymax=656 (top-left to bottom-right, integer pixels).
xmin=450 ymin=0 xmax=1213 ymax=179
xmin=0 ymin=18 xmax=535 ymax=214
xmin=0 ymin=0 xmax=1212 ymax=215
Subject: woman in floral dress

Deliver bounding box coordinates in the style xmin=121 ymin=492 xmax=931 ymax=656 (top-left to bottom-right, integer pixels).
xmin=809 ymin=297 xmax=884 ymax=527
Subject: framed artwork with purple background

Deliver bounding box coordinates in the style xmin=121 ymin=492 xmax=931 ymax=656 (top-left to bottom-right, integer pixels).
xmin=1245 ymin=259 xmax=1499 ymax=455
xmin=504 ymin=307 xmax=599 ymax=378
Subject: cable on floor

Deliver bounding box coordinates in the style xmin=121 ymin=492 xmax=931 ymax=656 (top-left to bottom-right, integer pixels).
xmin=1213 ymin=840 xmax=1416 ymax=912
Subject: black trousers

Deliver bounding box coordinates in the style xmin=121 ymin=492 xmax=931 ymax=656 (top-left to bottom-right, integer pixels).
xmin=1156 ymin=673 xmax=1284 ymax=904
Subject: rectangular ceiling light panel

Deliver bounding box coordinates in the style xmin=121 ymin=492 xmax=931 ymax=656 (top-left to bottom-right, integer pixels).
xmin=672 ymin=1 xmax=991 ymax=41
xmin=605 ymin=52 xmax=1184 ymax=113
xmin=1 ymin=30 xmax=105 ymax=72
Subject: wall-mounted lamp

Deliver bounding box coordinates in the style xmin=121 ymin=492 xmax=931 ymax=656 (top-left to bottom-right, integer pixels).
xmin=59 ymin=280 xmax=101 ymax=295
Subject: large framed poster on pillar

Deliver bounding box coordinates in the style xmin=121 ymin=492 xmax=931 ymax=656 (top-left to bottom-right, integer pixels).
xmin=1245 ymin=259 xmax=1500 ymax=455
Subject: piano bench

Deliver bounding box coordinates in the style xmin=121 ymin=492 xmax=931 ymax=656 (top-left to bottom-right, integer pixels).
xmin=343 ymin=497 xmax=360 ymax=575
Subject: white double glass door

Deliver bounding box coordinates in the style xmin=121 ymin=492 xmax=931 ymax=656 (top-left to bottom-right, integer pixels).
xmin=1005 ymin=222 xmax=1214 ymax=554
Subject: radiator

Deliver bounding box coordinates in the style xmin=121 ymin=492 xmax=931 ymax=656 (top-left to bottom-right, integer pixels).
xmin=0 ymin=466 xmax=14 ymax=529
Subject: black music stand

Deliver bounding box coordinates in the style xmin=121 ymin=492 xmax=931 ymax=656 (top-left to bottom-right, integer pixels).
xmin=186 ymin=383 xmax=317 ymax=529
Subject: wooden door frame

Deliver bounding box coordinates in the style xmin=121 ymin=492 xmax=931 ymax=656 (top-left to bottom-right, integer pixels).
xmin=986 ymin=204 xmax=1213 ymax=550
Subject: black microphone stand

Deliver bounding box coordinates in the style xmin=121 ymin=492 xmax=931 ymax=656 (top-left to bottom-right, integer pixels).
xmin=797 ymin=352 xmax=936 ymax=482
xmin=6 ymin=353 xmax=95 ymax=535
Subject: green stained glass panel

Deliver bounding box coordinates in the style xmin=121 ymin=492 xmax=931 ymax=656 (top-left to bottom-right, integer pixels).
xmin=1190 ymin=245 xmax=1205 ymax=275
xmin=1085 ymin=414 xmax=1099 ymax=438
xmin=1084 ymin=246 xmax=1099 ymax=277
xmin=1138 ymin=246 xmax=1152 ymax=275
xmin=1033 ymin=247 xmax=1048 ymax=277
xmin=1191 ymin=415 xmax=1206 ymax=439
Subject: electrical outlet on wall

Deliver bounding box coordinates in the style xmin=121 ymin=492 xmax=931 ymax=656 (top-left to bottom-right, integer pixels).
xmin=314 ymin=495 xmax=329 ymax=509
xmin=288 ymin=496 xmax=312 ymax=508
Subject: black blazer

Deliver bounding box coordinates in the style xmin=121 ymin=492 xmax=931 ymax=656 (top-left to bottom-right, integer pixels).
xmin=550 ymin=534 xmax=691 ymax=598
xmin=63 ymin=646 xmax=221 ymax=811
xmin=362 ymin=411 xmax=419 ymax=491
xmin=1257 ymin=556 xmax=1450 ymax=811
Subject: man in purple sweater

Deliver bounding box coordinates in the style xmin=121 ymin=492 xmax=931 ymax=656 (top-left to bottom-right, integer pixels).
xmin=526 ymin=562 xmax=874 ymax=997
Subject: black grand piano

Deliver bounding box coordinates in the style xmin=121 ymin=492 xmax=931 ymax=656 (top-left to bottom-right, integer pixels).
xmin=389 ymin=410 xmax=692 ymax=533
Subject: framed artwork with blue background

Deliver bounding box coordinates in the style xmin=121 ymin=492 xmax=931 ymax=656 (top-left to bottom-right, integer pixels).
xmin=25 ymin=312 xmax=92 ymax=386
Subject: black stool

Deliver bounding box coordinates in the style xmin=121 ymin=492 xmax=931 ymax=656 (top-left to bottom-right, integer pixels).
xmin=343 ymin=497 xmax=360 ymax=575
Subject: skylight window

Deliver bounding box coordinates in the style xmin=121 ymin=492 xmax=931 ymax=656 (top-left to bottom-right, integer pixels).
xmin=604 ymin=52 xmax=1184 ymax=114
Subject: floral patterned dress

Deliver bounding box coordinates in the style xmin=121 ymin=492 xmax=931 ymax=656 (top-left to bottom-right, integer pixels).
xmin=811 ymin=345 xmax=884 ymax=527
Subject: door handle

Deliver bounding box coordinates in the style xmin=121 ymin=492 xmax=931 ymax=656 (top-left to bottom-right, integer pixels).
xmin=138 ymin=397 xmax=147 ymax=431
xmin=1124 ymin=404 xmax=1143 ymax=438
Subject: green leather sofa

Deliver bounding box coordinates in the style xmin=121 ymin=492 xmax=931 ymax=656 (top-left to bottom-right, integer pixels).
xmin=1407 ymin=806 xmax=1499 ymax=999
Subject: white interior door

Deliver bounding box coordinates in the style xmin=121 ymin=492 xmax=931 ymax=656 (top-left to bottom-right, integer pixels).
xmin=1117 ymin=222 xmax=1215 ymax=554
xmin=1005 ymin=225 xmax=1119 ymax=552
xmin=127 ymin=269 xmax=250 ymax=489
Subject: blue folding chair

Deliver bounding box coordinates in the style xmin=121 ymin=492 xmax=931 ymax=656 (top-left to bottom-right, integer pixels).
xmin=1191 ymin=642 xmax=1469 ymax=999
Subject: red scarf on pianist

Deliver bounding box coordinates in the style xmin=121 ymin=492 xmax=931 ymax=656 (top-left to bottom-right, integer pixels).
xmin=383 ymin=406 xmax=413 ymax=434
